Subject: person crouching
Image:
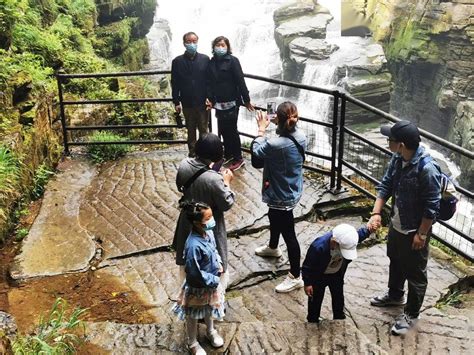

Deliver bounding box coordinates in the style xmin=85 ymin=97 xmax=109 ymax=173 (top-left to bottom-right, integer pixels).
xmin=302 ymin=223 xmax=374 ymax=323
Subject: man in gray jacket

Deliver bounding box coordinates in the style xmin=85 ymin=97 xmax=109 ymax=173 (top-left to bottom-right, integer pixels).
xmin=173 ymin=133 xmax=235 ymax=287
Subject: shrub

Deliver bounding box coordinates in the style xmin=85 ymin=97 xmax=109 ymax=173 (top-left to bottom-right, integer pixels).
xmin=0 ymin=146 xmax=21 ymax=202
xmin=86 ymin=131 xmax=131 ymax=163
xmin=12 ymin=298 xmax=86 ymax=354
xmin=31 ymin=163 xmax=55 ymax=200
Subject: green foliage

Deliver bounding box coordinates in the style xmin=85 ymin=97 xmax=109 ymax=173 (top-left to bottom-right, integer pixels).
xmin=94 ymin=18 xmax=139 ymax=58
xmin=86 ymin=131 xmax=131 ymax=163
xmin=0 ymin=146 xmax=21 ymax=201
xmin=436 ymin=289 xmax=463 ymax=309
xmin=15 ymin=227 xmax=29 ymax=241
xmin=12 ymin=21 xmax=63 ymax=68
xmin=12 ymin=297 xmax=87 ymax=354
xmin=31 ymin=163 xmax=55 ymax=200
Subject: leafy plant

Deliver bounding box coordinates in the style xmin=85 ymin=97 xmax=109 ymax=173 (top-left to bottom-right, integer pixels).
xmin=31 ymin=163 xmax=55 ymax=200
xmin=15 ymin=227 xmax=29 ymax=241
xmin=86 ymin=131 xmax=131 ymax=163
xmin=0 ymin=146 xmax=20 ymax=199
xmin=12 ymin=298 xmax=86 ymax=354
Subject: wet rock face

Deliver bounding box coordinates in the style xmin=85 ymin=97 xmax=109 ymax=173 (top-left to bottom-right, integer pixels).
xmin=356 ymin=0 xmax=473 ymax=185
xmin=289 ymin=37 xmax=339 ymax=63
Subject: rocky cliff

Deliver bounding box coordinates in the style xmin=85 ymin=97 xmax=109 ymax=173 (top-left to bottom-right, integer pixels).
xmin=352 ymin=0 xmax=473 ymax=188
xmin=273 ymin=0 xmax=391 ymax=123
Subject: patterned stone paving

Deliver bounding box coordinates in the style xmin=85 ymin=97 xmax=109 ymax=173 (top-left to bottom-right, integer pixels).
xmin=10 ymin=150 xmax=472 ymax=353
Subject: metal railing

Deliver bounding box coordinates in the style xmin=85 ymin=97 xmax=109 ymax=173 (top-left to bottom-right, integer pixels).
xmin=56 ymin=70 xmax=473 ymax=261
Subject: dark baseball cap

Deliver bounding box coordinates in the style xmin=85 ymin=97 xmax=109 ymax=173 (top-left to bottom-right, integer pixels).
xmin=380 ymin=120 xmax=421 ymax=146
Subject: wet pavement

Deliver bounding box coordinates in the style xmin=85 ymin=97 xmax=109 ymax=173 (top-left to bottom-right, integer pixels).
xmin=6 ymin=147 xmax=473 ymax=353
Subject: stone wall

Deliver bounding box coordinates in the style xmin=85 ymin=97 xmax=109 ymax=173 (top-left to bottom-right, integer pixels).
xmin=354 ymin=0 xmax=473 ymax=188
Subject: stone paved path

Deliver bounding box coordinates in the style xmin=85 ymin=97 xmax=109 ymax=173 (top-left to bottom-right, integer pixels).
xmin=9 ymin=148 xmax=473 ymax=353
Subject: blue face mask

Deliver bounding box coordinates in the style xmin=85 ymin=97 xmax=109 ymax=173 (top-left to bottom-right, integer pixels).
xmin=203 ymin=216 xmax=216 ymax=231
xmin=185 ymin=43 xmax=197 ymax=54
xmin=214 ymin=47 xmax=227 ymax=57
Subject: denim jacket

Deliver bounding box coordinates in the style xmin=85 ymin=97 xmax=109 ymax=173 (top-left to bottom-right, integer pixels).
xmin=252 ymin=129 xmax=306 ymax=208
xmin=376 ymin=146 xmax=441 ymax=230
xmin=184 ymin=231 xmax=222 ymax=289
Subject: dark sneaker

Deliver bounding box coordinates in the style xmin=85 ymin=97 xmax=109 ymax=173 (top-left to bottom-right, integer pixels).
xmin=228 ymin=159 xmax=245 ymax=171
xmin=370 ymin=292 xmax=406 ymax=307
xmin=391 ymin=313 xmax=419 ymax=335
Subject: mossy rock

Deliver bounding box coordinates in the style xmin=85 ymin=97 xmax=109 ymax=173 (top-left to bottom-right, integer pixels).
xmin=94 ymin=17 xmax=140 ymax=58
xmin=120 ymin=38 xmax=150 ymax=70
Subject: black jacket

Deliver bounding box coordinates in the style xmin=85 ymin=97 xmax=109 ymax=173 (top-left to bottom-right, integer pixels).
xmin=171 ymin=52 xmax=210 ymax=108
xmin=207 ymin=54 xmax=250 ymax=106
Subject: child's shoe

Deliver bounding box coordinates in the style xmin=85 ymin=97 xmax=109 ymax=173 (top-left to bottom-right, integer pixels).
xmin=188 ymin=341 xmax=206 ymax=355
xmin=275 ymin=273 xmax=304 ymax=293
xmin=206 ymin=329 xmax=224 ymax=348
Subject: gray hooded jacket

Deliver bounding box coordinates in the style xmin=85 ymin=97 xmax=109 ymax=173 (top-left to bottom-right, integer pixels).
xmin=173 ymin=158 xmax=235 ymax=271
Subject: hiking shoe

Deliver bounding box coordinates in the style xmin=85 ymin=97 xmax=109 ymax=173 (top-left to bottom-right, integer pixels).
xmin=188 ymin=341 xmax=206 ymax=355
xmin=370 ymin=292 xmax=406 ymax=307
xmin=228 ymin=159 xmax=245 ymax=171
xmin=255 ymin=245 xmax=283 ymax=258
xmin=391 ymin=313 xmax=419 ymax=335
xmin=206 ymin=329 xmax=224 ymax=348
xmin=275 ymin=273 xmax=304 ymax=293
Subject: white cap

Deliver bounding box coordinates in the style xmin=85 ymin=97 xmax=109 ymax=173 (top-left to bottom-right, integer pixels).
xmin=332 ymin=224 xmax=358 ymax=260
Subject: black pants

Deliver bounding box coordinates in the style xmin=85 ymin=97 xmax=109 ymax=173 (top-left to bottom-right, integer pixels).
xmin=268 ymin=208 xmax=301 ymax=278
xmin=307 ymin=269 xmax=346 ymax=322
xmin=216 ymin=106 xmax=242 ymax=161
xmin=387 ymin=226 xmax=429 ymax=318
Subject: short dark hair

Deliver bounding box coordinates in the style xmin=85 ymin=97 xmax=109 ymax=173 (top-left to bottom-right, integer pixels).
xmin=212 ymin=36 xmax=232 ymax=55
xmin=183 ymin=32 xmax=198 ymax=42
xmin=180 ymin=201 xmax=210 ymax=234
xmin=195 ymin=133 xmax=223 ymax=162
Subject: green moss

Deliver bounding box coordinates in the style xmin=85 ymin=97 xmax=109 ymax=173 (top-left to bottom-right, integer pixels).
xmin=121 ymin=38 xmax=150 ymax=70
xmin=386 ymin=20 xmax=441 ymax=63
xmin=94 ymin=17 xmax=139 ymax=58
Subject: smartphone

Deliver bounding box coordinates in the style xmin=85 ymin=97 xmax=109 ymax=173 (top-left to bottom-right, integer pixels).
xmin=267 ymin=101 xmax=276 ymax=120
xmin=211 ymin=159 xmax=224 ymax=172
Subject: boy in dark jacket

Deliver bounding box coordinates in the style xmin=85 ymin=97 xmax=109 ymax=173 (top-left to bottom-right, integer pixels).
xmin=302 ymin=223 xmax=373 ymax=323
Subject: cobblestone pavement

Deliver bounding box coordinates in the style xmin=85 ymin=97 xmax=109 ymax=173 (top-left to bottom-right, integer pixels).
xmin=10 ymin=149 xmax=473 ymax=353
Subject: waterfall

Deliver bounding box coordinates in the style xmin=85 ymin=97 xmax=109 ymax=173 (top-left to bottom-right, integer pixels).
xmin=150 ymin=0 xmax=286 ymax=96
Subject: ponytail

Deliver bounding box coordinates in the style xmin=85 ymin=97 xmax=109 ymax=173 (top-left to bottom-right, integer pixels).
xmin=276 ymin=101 xmax=298 ymax=134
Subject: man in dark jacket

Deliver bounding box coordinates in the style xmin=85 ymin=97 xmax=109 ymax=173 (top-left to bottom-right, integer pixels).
xmin=302 ymin=224 xmax=372 ymax=323
xmin=171 ymin=32 xmax=210 ymax=157
xmin=369 ymin=120 xmax=441 ymax=335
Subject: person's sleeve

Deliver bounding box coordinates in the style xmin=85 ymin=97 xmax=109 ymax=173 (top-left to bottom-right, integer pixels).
xmin=171 ymin=59 xmax=181 ymax=106
xmin=210 ymin=173 xmax=235 ymax=212
xmin=375 ymin=155 xmax=396 ymax=201
xmin=357 ymin=226 xmax=371 ymax=243
xmin=185 ymin=245 xmax=220 ymax=288
xmin=232 ymin=57 xmax=250 ymax=104
xmin=420 ymin=161 xmax=442 ymax=220
xmin=210 ymin=231 xmax=223 ymax=266
xmin=206 ymin=62 xmax=214 ymax=105
xmin=252 ymin=136 xmax=272 ymax=159
xmin=302 ymin=244 xmax=322 ymax=286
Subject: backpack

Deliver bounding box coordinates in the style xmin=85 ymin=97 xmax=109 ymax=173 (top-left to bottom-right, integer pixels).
xmin=418 ymin=156 xmax=458 ymax=221
xmin=250 ymin=134 xmax=305 ymax=169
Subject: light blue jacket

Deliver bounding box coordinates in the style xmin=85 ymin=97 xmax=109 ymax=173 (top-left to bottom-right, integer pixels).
xmin=252 ymin=129 xmax=306 ymax=208
xmin=184 ymin=231 xmax=222 ymax=289
xmin=376 ymin=146 xmax=441 ymax=230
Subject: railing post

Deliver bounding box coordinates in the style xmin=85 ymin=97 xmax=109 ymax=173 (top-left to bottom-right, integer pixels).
xmin=336 ymin=93 xmax=346 ymax=190
xmin=330 ymin=93 xmax=339 ymax=190
xmin=56 ymin=71 xmax=70 ymax=155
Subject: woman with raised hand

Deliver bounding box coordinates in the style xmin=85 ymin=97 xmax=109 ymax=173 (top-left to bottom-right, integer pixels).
xmin=252 ymin=102 xmax=307 ymax=293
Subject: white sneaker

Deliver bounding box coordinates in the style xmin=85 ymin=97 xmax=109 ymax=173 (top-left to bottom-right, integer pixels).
xmin=206 ymin=329 xmax=224 ymax=348
xmin=275 ymin=273 xmax=304 ymax=293
xmin=255 ymin=245 xmax=283 ymax=257
xmin=188 ymin=341 xmax=206 ymax=355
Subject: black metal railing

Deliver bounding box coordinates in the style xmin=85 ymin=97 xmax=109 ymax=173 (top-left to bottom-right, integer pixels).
xmin=55 ymin=70 xmax=473 ymax=261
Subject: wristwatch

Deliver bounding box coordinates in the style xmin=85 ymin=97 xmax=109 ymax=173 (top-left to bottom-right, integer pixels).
xmin=418 ymin=233 xmax=428 ymax=241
